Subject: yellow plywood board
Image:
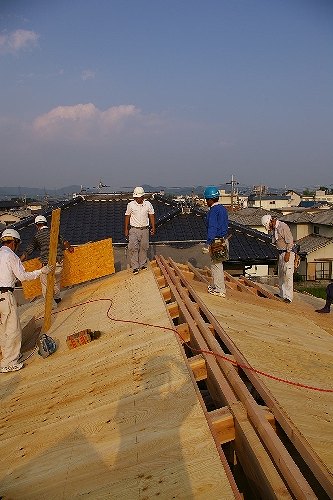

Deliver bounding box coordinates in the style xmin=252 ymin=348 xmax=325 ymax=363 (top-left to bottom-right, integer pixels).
xmin=0 ymin=269 xmax=235 ymax=499
xmin=193 ymin=280 xmax=333 ymax=478
xmin=21 ymin=238 xmax=115 ymax=300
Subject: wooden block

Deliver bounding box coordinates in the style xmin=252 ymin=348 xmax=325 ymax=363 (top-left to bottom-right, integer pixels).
xmin=210 ymin=407 xmax=235 ymax=444
xmin=176 ymin=323 xmax=190 ymax=342
xmin=66 ymin=329 xmax=92 ymax=349
xmin=167 ymin=302 xmax=179 ymax=319
xmin=188 ymin=354 xmax=207 ymax=381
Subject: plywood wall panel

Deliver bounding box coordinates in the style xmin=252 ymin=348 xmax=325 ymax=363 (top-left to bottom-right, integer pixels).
xmin=21 ymin=238 xmax=115 ymax=300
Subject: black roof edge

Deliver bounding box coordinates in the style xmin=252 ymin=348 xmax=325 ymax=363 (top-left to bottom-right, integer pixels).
xmin=11 ymin=197 xmax=84 ymax=230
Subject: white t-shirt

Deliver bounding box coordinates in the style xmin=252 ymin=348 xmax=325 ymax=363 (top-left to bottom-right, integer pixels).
xmin=125 ymin=200 xmax=154 ymax=228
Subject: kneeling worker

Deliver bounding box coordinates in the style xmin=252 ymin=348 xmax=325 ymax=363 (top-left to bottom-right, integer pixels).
xmin=0 ymin=229 xmax=52 ymax=373
xmin=20 ymin=215 xmax=73 ymax=305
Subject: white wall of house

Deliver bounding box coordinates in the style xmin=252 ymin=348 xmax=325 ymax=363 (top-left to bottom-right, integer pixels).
xmin=312 ymin=224 xmax=333 ymax=238
xmin=248 ymin=198 xmax=290 ymax=210
xmin=314 ymin=191 xmax=333 ymax=203
xmin=245 ymin=264 xmax=268 ymax=277
xmin=287 ymin=223 xmax=311 ymax=241
xmin=305 ymin=243 xmax=333 ymax=280
xmin=286 ymin=191 xmax=301 ymax=206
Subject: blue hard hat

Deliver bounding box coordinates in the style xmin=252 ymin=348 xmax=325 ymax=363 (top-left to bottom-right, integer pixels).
xmin=204 ymin=186 xmax=220 ymax=199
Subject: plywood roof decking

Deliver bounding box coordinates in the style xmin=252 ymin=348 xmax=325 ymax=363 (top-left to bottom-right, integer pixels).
xmin=0 ymin=270 xmax=235 ymax=499
xmin=193 ymin=281 xmax=333 ymax=479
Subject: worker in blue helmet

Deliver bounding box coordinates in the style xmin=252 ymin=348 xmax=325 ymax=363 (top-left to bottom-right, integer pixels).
xmin=203 ymin=186 xmax=229 ymax=297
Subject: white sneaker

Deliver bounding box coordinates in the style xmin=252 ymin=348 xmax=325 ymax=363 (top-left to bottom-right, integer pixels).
xmin=0 ymin=363 xmax=24 ymax=373
xmin=208 ymin=286 xmax=226 ymax=298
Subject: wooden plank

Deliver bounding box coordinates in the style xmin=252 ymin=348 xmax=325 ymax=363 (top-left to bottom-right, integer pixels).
xmin=162 ymin=257 xmax=317 ymax=499
xmin=156 ymin=256 xmax=294 ymax=499
xmin=0 ymin=269 xmax=236 ymax=499
xmin=173 ymin=260 xmax=332 ymax=497
xmin=43 ymin=208 xmax=61 ymax=332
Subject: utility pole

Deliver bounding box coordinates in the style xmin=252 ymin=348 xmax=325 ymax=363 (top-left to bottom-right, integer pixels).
xmin=226 ymin=174 xmax=239 ymax=211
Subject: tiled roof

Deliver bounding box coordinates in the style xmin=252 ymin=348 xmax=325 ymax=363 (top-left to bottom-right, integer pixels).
xmin=281 ymin=209 xmax=333 ymax=226
xmin=229 ymin=207 xmax=279 ymax=226
xmin=297 ymin=234 xmax=333 ymax=254
xmin=310 ymin=210 xmax=333 ymax=226
xmin=280 ymin=212 xmax=314 ymax=223
xmin=12 ymin=196 xmax=278 ymax=264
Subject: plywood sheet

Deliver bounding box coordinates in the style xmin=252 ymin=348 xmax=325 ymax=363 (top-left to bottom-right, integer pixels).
xmin=0 ymin=269 xmax=235 ymax=499
xmin=21 ymin=238 xmax=115 ymax=300
xmin=193 ymin=281 xmax=333 ymax=477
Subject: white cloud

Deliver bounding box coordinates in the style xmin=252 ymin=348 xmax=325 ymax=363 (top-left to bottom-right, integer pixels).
xmin=32 ymin=103 xmax=145 ymax=141
xmin=81 ymin=69 xmax=95 ymax=81
xmin=0 ymin=29 xmax=39 ymax=54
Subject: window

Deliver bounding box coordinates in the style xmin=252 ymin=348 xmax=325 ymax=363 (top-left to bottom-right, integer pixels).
xmin=315 ymin=261 xmax=331 ymax=279
xmin=313 ymin=225 xmax=320 ymax=235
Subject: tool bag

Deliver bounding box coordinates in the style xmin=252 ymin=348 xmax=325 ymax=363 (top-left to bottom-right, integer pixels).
xmin=37 ymin=334 xmax=57 ymax=358
xmin=210 ymin=238 xmax=229 ymax=263
xmin=292 ymin=243 xmax=301 ymax=271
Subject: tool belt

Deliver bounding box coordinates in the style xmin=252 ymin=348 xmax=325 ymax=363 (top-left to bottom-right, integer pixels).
xmin=210 ymin=238 xmax=229 ymax=263
xmin=0 ymin=287 xmax=14 ymax=293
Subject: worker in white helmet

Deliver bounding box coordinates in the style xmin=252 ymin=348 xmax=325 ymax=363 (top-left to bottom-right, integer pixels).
xmin=261 ymin=214 xmax=295 ymax=303
xmin=0 ymin=229 xmax=53 ymax=373
xmin=124 ymin=187 xmax=155 ymax=274
xmin=20 ymin=214 xmax=74 ymax=305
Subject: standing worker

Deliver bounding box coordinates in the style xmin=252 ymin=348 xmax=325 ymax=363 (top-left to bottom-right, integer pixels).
xmin=261 ymin=214 xmax=295 ymax=303
xmin=0 ymin=229 xmax=52 ymax=373
xmin=203 ymin=186 xmax=229 ymax=297
xmin=20 ymin=215 xmax=73 ymax=305
xmin=124 ymin=187 xmax=155 ymax=275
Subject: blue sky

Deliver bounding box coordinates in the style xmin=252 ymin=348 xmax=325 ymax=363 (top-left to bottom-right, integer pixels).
xmin=1 ymin=0 xmax=332 ymax=191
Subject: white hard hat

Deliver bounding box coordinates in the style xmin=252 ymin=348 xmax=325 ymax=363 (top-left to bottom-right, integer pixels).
xmin=261 ymin=214 xmax=272 ymax=230
xmin=133 ymin=186 xmax=145 ymax=198
xmin=35 ymin=215 xmax=47 ymax=224
xmin=1 ymin=228 xmax=21 ymax=242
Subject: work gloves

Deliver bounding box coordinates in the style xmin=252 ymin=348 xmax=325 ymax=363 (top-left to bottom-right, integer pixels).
xmin=40 ymin=264 xmax=54 ymax=274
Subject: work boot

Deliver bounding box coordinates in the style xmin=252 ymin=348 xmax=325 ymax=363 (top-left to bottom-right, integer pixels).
xmin=315 ymin=307 xmax=330 ymax=314
xmin=315 ymin=299 xmax=331 ymax=314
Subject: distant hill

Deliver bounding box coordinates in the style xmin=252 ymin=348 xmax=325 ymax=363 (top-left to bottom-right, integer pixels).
xmin=0 ymin=186 xmax=81 ymax=199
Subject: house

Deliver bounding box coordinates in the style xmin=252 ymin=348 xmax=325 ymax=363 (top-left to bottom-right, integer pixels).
xmin=229 ymin=207 xmax=333 ymax=280
xmin=281 ymin=210 xmax=333 ymax=280
xmin=284 ymin=190 xmax=301 ymax=207
xmin=247 ymin=193 xmax=291 ymax=210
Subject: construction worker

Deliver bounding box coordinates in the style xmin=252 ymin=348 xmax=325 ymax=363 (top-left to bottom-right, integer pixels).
xmin=261 ymin=214 xmax=295 ymax=303
xmin=203 ymin=186 xmax=229 ymax=297
xmin=315 ymin=283 xmax=333 ymax=314
xmin=20 ymin=215 xmax=74 ymax=305
xmin=0 ymin=229 xmax=52 ymax=373
xmin=124 ymin=187 xmax=155 ymax=274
